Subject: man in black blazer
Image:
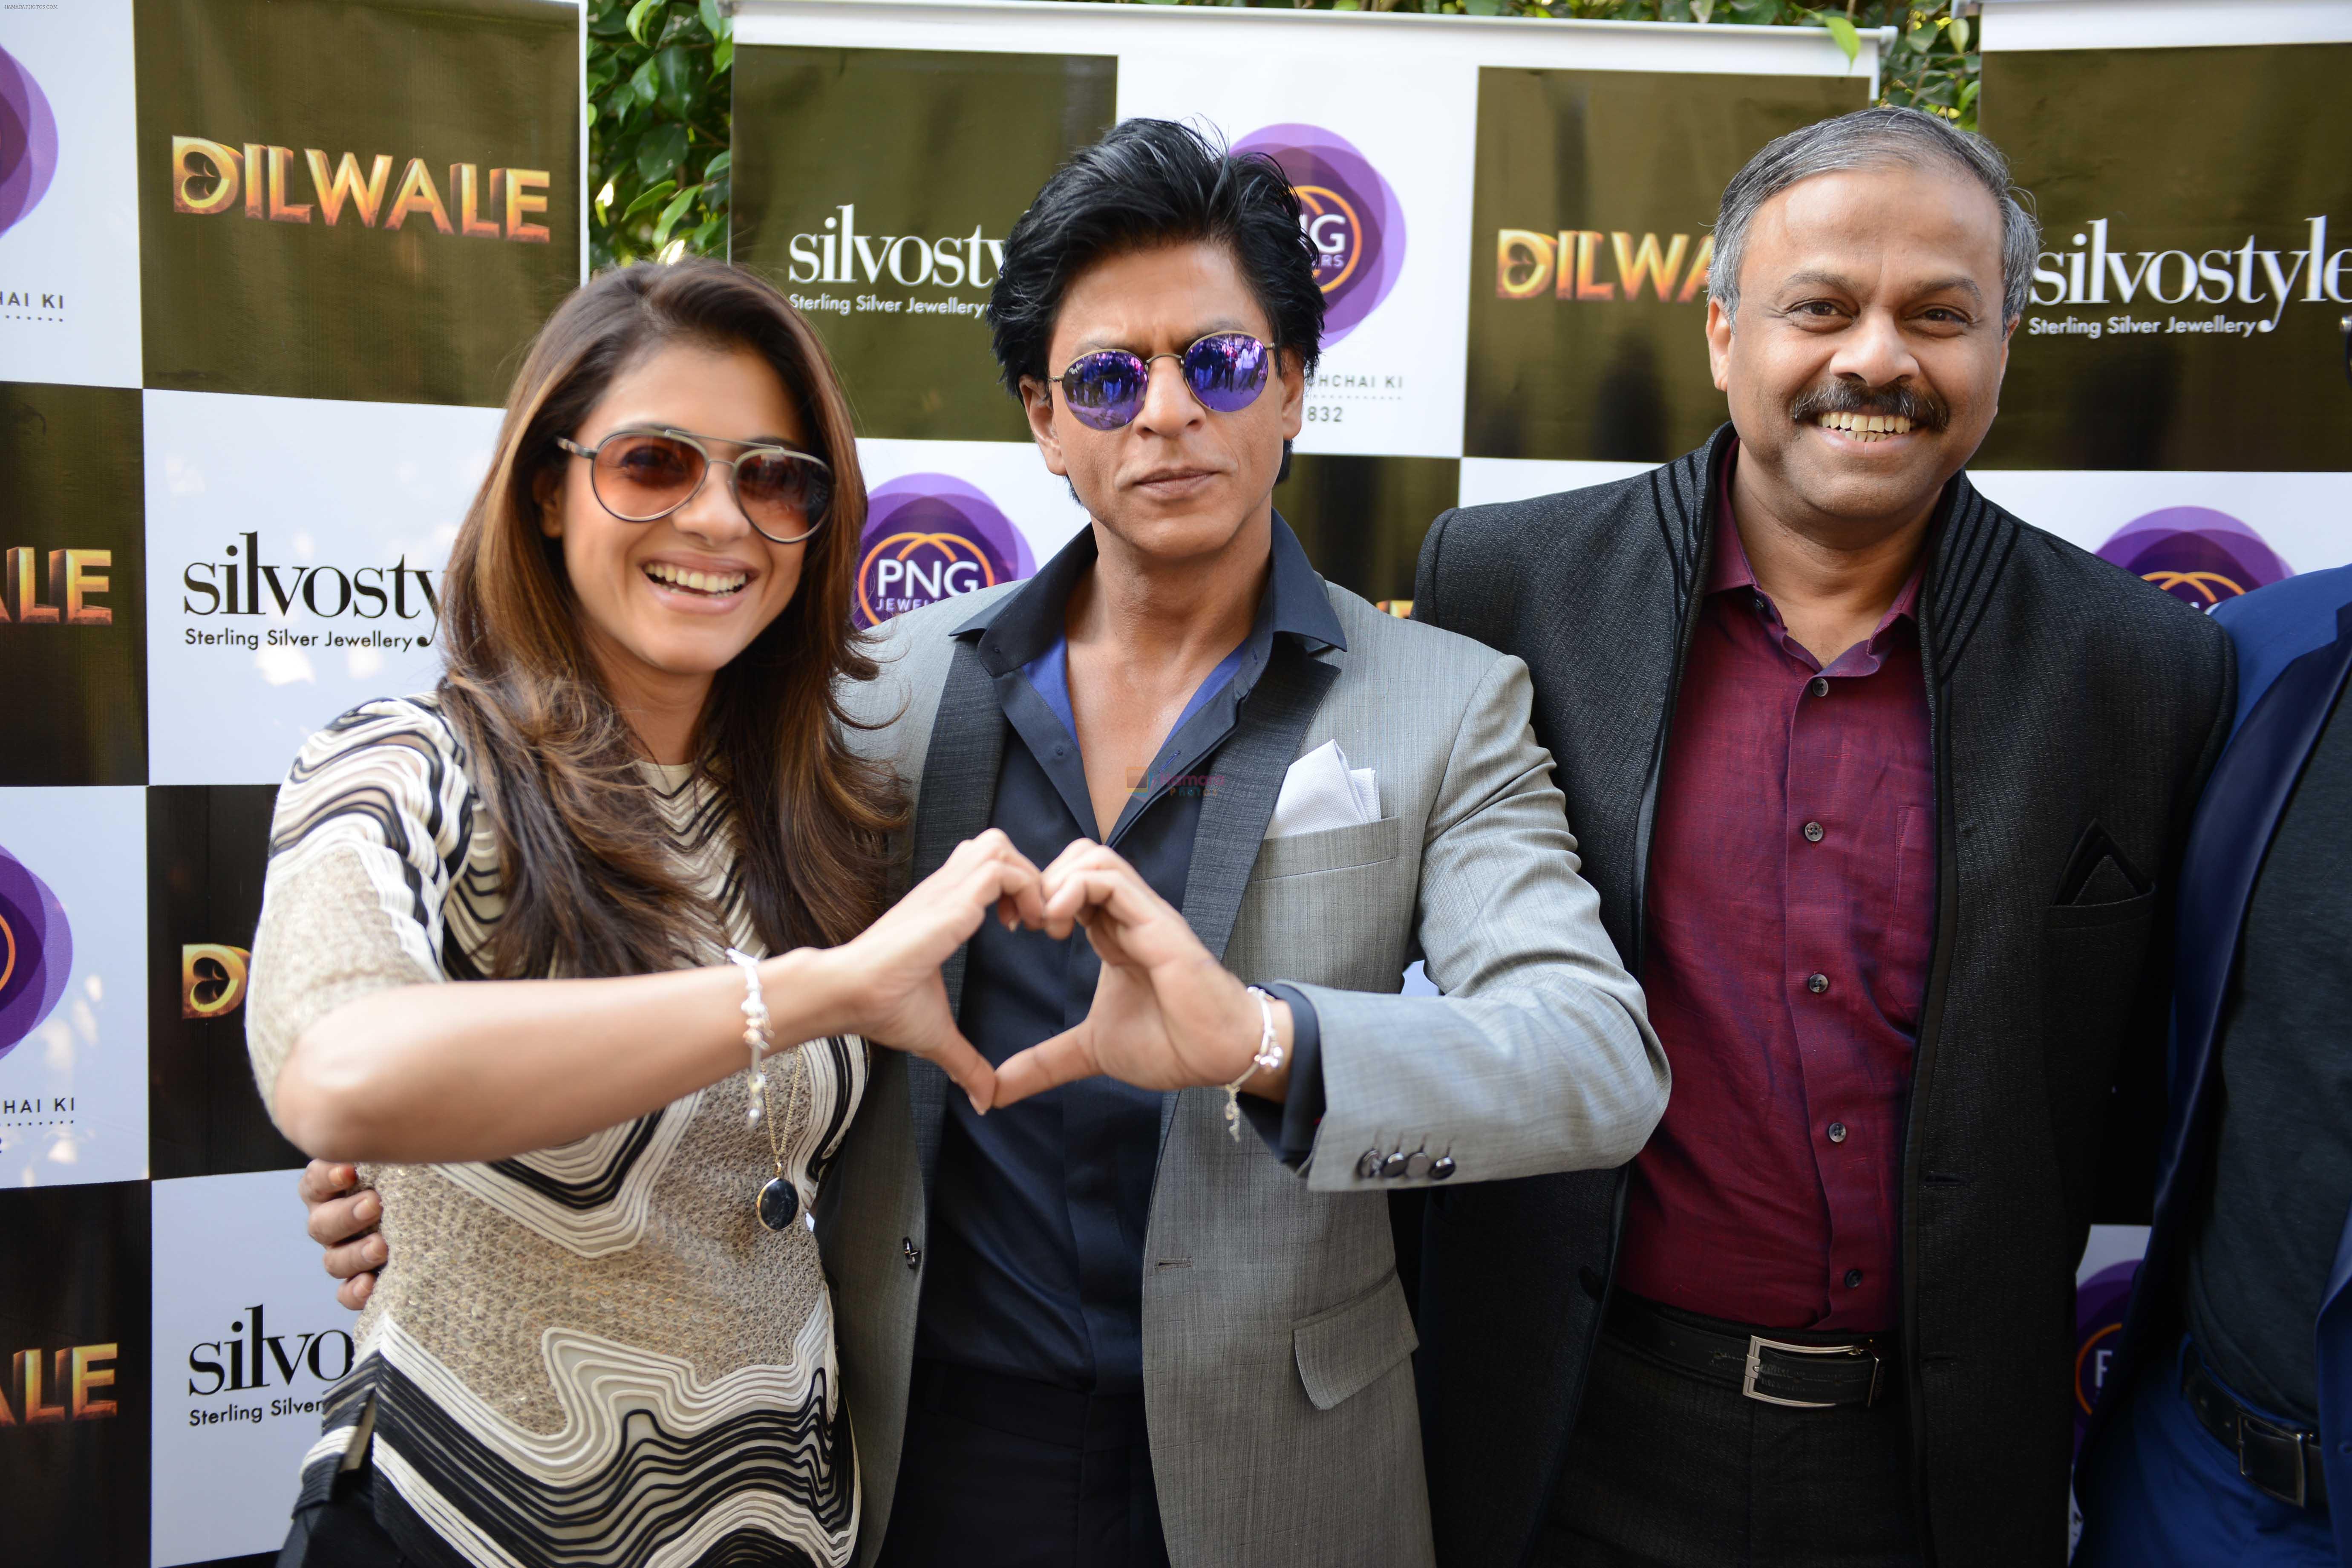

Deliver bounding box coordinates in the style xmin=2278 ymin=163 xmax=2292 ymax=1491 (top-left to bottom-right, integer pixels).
xmin=1410 ymin=107 xmax=2231 ymax=1566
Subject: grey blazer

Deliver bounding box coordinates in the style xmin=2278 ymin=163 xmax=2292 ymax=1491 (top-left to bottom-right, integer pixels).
xmin=818 ymin=570 xmax=1667 ymax=1568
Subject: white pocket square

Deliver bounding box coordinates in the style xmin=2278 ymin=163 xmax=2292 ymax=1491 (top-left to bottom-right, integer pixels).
xmin=1267 ymin=739 xmax=1379 ymax=839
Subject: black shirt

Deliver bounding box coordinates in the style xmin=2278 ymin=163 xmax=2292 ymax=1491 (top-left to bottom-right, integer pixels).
xmin=2185 ymin=678 xmax=2352 ymax=1424
xmin=912 ymin=520 xmax=1338 ymax=1393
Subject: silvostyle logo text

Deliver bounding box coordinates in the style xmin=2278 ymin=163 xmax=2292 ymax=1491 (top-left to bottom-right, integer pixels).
xmin=180 ymin=531 xmax=442 ymax=654
xmin=2028 ymin=216 xmax=2347 ymax=336
xmin=186 ymin=1303 xmax=355 ymax=1429
xmin=170 ymin=136 xmax=552 ymax=243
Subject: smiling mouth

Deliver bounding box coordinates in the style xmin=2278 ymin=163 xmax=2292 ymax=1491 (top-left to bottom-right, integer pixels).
xmin=1816 ymin=410 xmax=1914 ymax=442
xmin=643 ymin=562 xmax=748 ymax=597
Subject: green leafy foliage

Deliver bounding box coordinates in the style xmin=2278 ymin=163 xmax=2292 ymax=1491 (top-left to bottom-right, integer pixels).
xmin=583 ymin=0 xmax=1979 ymax=267
xmin=588 ymin=0 xmax=732 ymax=269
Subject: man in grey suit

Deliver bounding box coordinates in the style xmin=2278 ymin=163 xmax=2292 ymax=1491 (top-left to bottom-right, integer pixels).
xmin=299 ymin=118 xmax=1664 ymax=1568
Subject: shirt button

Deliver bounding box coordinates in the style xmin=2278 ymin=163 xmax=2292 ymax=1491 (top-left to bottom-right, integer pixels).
xmin=1828 ymin=1121 xmax=1848 ymax=1144
xmin=1845 ymin=1269 xmax=1864 ymax=1289
xmin=1807 ymin=973 xmax=1830 ymax=994
xmin=1809 ymin=676 xmax=1830 ymax=698
xmin=1803 ymin=821 xmax=1825 ymax=844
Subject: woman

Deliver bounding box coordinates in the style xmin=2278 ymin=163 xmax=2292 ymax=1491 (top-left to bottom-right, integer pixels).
xmin=249 ymin=259 xmax=1031 ymax=1568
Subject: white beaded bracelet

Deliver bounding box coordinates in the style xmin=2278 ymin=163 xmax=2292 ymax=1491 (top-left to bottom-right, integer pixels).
xmin=724 ymin=948 xmax=773 ymax=1125
xmin=1221 ymin=986 xmax=1285 ymax=1142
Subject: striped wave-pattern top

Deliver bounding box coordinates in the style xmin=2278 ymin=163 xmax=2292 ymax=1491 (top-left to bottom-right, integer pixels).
xmin=247 ymin=696 xmax=865 ymax=1568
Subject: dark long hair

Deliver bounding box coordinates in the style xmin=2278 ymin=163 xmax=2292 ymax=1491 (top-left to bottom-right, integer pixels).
xmin=436 ymin=259 xmax=902 ymax=979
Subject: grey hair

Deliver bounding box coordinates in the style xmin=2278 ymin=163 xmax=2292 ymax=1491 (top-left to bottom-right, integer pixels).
xmin=1710 ymin=106 xmax=2041 ymax=326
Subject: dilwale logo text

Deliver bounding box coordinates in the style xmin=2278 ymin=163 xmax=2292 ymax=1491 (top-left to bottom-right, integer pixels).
xmin=171 ymin=136 xmax=551 ymax=243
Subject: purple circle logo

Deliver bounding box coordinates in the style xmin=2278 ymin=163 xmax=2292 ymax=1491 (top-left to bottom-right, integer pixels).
xmin=1233 ymin=124 xmax=1405 ymax=345
xmin=855 ymin=474 xmax=1035 ymax=630
xmin=0 ymin=845 xmax=72 ymax=1061
xmin=2097 ymin=507 xmax=2292 ymax=610
xmin=0 ymin=46 xmax=59 ymax=240
xmin=2073 ymin=1258 xmax=2139 ymax=1454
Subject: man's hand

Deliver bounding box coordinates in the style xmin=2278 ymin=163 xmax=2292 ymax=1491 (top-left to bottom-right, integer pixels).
xmin=300 ymin=1160 xmax=385 ymax=1311
xmin=992 ymin=841 xmax=1291 ymax=1107
xmin=813 ymin=828 xmax=1046 ymax=1114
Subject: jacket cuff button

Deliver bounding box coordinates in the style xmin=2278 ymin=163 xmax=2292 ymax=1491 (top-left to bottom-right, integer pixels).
xmin=1430 ymin=1155 xmax=1457 ymax=1180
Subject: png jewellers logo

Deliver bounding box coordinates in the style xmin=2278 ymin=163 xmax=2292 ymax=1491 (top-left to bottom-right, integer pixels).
xmin=0 ymin=46 xmax=58 ymax=239
xmin=854 ymin=475 xmax=1033 ymax=630
xmin=2073 ymin=1258 xmax=2139 ymax=1454
xmin=0 ymin=844 xmax=72 ymax=1062
xmin=1233 ymin=125 xmax=1404 ymax=344
xmin=2097 ymin=508 xmax=2292 ymax=610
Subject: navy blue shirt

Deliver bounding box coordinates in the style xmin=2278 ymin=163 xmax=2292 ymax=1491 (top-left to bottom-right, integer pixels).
xmin=913 ymin=519 xmax=1339 ymax=1393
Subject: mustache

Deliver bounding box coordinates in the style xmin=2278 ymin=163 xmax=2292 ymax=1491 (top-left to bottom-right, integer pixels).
xmin=1787 ymin=378 xmax=1951 ymax=433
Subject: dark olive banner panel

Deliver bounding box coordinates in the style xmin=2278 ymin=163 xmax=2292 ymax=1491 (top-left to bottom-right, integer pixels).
xmin=0 ymin=382 xmax=147 ymax=787
xmin=1978 ymin=43 xmax=2352 ymax=471
xmin=731 ymin=46 xmax=1116 ymax=442
xmin=1464 ymin=67 xmax=1867 ymax=463
xmin=0 ymin=1180 xmax=152 ymax=1568
xmin=132 ymin=0 xmax=581 ymax=406
xmin=147 ymin=786 xmax=301 ymax=1182
xmin=1274 ymin=454 xmax=1461 ymax=609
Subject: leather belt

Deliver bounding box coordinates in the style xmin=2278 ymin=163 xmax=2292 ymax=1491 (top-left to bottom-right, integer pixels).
xmin=2184 ymin=1343 xmax=2329 ymax=1510
xmin=1606 ymin=1293 xmax=1889 ymax=1409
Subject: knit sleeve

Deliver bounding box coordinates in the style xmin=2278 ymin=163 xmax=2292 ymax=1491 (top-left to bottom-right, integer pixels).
xmin=245 ymin=697 xmax=476 ymax=1112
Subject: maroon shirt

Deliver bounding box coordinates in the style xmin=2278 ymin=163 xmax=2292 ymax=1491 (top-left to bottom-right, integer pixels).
xmin=1614 ymin=451 xmax=1936 ymax=1332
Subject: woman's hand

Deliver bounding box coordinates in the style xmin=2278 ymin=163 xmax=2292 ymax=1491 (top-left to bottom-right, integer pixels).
xmin=299 ymin=1160 xmax=386 ymax=1311
xmin=991 ymin=840 xmax=1290 ymax=1107
xmin=799 ymin=828 xmax=1046 ymax=1113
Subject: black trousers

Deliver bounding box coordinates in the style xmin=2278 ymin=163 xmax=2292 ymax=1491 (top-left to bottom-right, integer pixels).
xmin=1536 ymin=1306 xmax=1923 ymax=1568
xmin=876 ymin=1358 xmax=1173 ymax=1568
xmin=276 ymin=1465 xmax=412 ymax=1568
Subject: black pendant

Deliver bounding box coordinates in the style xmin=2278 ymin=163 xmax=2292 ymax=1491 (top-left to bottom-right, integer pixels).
xmin=757 ymin=1175 xmax=800 ymax=1232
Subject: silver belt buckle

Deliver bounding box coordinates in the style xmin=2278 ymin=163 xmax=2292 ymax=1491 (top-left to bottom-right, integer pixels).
xmin=1742 ymin=1334 xmax=1877 ymax=1409
xmin=2237 ymin=1410 xmax=2310 ymax=1507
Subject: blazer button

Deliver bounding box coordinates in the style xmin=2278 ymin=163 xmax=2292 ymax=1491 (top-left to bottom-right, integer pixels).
xmin=902 ymin=1237 xmax=921 ymax=1271
xmin=1381 ymin=1150 xmax=1412 ymax=1179
xmin=1358 ymin=1149 xmax=1385 ymax=1181
xmin=1430 ymin=1155 xmax=1457 ymax=1180
xmin=1404 ymin=1150 xmax=1432 ymax=1179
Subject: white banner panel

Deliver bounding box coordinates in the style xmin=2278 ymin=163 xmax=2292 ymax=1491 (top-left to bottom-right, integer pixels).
xmin=850 ymin=436 xmax=1092 ymax=626
xmin=143 ymin=389 xmax=497 ymax=786
xmin=0 ymin=786 xmax=148 ymax=1187
xmin=149 ymin=1167 xmax=357 ymax=1568
xmin=1113 ymin=60 xmax=1478 ymax=458
xmin=1969 ymin=469 xmax=2352 ymax=579
xmin=1982 ymin=0 xmax=2352 ymax=52
xmin=0 ymin=0 xmax=142 ymax=388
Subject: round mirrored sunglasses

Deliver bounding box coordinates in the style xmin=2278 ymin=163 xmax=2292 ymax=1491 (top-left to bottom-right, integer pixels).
xmin=556 ymin=427 xmax=831 ymax=546
xmin=1053 ymin=331 xmax=1274 ymax=431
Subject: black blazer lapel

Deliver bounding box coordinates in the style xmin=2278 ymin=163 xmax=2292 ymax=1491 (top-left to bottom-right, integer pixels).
xmin=2155 ymin=617 xmax=2352 ymax=1222
xmin=906 ymin=637 xmax=1009 ymax=1196
xmin=1155 ymin=637 xmax=1341 ymax=1148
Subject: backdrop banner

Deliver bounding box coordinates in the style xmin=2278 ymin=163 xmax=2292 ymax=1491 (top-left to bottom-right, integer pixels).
xmin=732 ymin=0 xmax=1875 ymax=609
xmin=0 ymin=0 xmax=583 ymax=1561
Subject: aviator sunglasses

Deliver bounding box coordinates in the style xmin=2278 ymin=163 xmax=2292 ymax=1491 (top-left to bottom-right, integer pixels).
xmin=1052 ymin=331 xmax=1275 ymax=431
xmin=556 ymin=427 xmax=832 ymax=545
